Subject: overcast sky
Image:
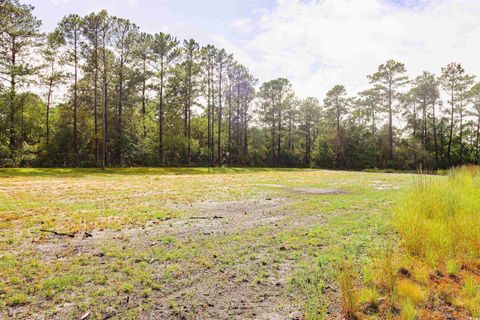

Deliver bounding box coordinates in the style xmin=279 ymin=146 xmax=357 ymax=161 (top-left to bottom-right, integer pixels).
xmin=30 ymin=0 xmax=480 ymax=99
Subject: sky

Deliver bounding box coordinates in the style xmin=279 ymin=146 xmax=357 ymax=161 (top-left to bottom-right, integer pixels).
xmin=29 ymin=0 xmax=480 ymax=99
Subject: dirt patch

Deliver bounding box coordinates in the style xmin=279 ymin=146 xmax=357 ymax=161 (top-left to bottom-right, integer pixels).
xmin=255 ymin=184 xmax=285 ymax=188
xmin=166 ymin=197 xmax=292 ymax=236
xmin=140 ymin=262 xmax=302 ymax=320
xmin=25 ymin=196 xmax=300 ymax=320
xmin=292 ymin=188 xmax=347 ymax=195
xmin=31 ymin=197 xmax=292 ymax=260
xmin=370 ymin=180 xmax=401 ymax=191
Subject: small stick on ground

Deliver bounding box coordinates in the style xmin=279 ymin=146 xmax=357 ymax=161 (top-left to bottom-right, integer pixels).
xmin=40 ymin=229 xmax=75 ymax=238
xmin=189 ymin=215 xmax=223 ymax=220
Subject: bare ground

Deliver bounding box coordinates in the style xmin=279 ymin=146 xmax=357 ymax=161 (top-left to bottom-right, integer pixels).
xmin=22 ymin=196 xmax=311 ymax=320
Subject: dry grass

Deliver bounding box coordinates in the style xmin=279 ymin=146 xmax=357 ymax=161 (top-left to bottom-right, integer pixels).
xmin=352 ymin=166 xmax=480 ymax=319
xmin=394 ymin=165 xmax=480 ymax=266
xmin=337 ymin=260 xmax=359 ymax=319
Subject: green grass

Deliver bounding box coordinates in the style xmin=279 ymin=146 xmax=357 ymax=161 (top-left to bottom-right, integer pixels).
xmin=0 ymin=166 xmax=303 ymax=177
xmin=0 ymin=167 xmax=418 ymax=318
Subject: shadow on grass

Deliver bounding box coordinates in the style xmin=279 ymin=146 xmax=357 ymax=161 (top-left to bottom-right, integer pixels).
xmin=0 ymin=167 xmax=308 ymax=178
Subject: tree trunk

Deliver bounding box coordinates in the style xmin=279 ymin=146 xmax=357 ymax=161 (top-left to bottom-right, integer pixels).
xmin=73 ymin=35 xmax=78 ymax=158
xmin=188 ymin=102 xmax=191 ymax=165
xmin=227 ymin=82 xmax=232 ymax=165
xmin=432 ymin=101 xmax=439 ymax=168
xmin=459 ymin=103 xmax=464 ymax=160
xmin=412 ymin=101 xmax=417 ymax=168
xmin=236 ymin=86 xmax=240 ymax=148
xmin=207 ymin=67 xmax=212 ymax=167
xmin=288 ymin=112 xmax=292 ymax=151
xmin=217 ymin=64 xmax=223 ymax=167
xmin=305 ymin=122 xmax=310 ymax=167
xmin=20 ymin=95 xmax=25 ymax=143
xmin=9 ymin=39 xmax=16 ymax=151
xmin=102 ymin=47 xmax=108 ymax=169
xmin=141 ymin=57 xmax=146 ymax=140
xmin=447 ymin=87 xmax=454 ymax=164
xmin=336 ymin=98 xmax=341 ymax=168
xmin=372 ymin=106 xmax=376 ymax=168
xmin=388 ymin=81 xmax=393 ymax=161
xmin=422 ymin=97 xmax=427 ymax=149
xmin=271 ymin=100 xmax=276 ymax=166
xmin=211 ymin=69 xmax=215 ymax=166
xmin=46 ymin=78 xmax=53 ymax=146
xmin=277 ymin=108 xmax=282 ymax=167
xmin=185 ymin=59 xmax=192 ymax=165
xmin=117 ymin=60 xmax=124 ymax=166
xmin=243 ymin=103 xmax=248 ymax=158
xmin=94 ymin=38 xmax=99 ymax=164
xmin=159 ymin=60 xmax=165 ymax=165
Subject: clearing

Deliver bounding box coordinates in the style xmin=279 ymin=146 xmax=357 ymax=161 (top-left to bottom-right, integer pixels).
xmin=0 ymin=168 xmax=421 ymax=319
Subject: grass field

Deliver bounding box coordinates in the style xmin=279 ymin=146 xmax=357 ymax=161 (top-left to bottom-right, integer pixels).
xmin=0 ymin=168 xmax=458 ymax=319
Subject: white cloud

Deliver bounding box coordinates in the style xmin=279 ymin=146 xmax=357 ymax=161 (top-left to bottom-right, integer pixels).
xmin=47 ymin=0 xmax=72 ymax=5
xmin=220 ymin=0 xmax=480 ymax=99
xmin=229 ymin=18 xmax=255 ymax=35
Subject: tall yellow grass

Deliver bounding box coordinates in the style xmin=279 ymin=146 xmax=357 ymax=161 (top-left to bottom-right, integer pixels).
xmin=394 ymin=166 xmax=480 ymax=267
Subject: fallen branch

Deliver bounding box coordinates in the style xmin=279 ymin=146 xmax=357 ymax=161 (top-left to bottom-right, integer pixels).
xmin=40 ymin=229 xmax=75 ymax=238
xmin=189 ymin=215 xmax=223 ymax=220
xmin=83 ymin=232 xmax=93 ymax=239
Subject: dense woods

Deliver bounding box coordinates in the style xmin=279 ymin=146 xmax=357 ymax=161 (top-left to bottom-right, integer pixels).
xmin=2 ymin=0 xmax=480 ymax=170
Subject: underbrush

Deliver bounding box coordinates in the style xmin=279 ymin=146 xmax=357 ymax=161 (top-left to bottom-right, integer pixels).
xmin=336 ymin=166 xmax=480 ymax=319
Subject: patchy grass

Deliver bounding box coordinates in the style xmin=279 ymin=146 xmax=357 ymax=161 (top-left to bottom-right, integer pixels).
xmin=1 ymin=167 xmax=417 ymax=318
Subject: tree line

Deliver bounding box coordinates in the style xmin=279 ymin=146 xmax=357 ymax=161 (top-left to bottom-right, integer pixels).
xmin=1 ymin=0 xmax=480 ymax=170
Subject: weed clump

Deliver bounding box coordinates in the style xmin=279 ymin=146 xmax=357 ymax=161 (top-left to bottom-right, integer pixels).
xmin=396 ymin=279 xmax=427 ymax=304
xmin=6 ymin=293 xmax=27 ymax=307
xmin=337 ymin=260 xmax=359 ymax=319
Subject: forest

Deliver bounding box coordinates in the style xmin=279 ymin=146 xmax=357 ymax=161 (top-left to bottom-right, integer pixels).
xmin=2 ymin=0 xmax=480 ymax=170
